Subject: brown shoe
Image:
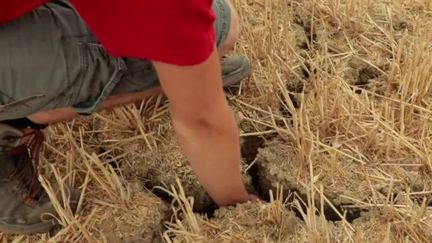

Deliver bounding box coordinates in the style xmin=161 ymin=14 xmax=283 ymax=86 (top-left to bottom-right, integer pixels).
xmin=0 ymin=123 xmax=80 ymax=234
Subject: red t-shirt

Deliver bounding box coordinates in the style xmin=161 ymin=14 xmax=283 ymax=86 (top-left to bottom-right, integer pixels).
xmin=0 ymin=0 xmax=216 ymax=66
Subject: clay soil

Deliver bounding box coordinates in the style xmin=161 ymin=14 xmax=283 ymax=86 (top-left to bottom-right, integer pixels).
xmin=2 ymin=0 xmax=432 ymax=242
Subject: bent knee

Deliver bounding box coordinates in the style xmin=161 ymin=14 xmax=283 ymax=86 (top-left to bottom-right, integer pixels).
xmin=220 ymin=0 xmax=240 ymax=53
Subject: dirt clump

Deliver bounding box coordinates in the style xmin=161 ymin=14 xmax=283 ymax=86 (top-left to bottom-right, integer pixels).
xmin=255 ymin=140 xmax=365 ymax=220
xmin=166 ymin=201 xmax=308 ymax=243
xmin=331 ymin=206 xmax=432 ymax=242
xmin=95 ymin=183 xmax=169 ymax=243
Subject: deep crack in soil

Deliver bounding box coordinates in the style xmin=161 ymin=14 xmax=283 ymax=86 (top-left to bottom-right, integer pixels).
xmin=148 ymin=135 xmax=366 ymax=224
xmin=242 ymin=137 xmax=364 ymax=223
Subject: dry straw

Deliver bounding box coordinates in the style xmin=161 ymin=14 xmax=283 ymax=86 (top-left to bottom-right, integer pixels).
xmin=3 ymin=0 xmax=432 ymax=242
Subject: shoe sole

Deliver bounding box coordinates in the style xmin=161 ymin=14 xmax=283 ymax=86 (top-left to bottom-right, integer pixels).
xmin=0 ymin=220 xmax=56 ymax=235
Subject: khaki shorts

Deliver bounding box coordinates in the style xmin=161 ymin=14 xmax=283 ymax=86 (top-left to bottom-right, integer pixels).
xmin=0 ymin=0 xmax=231 ymax=120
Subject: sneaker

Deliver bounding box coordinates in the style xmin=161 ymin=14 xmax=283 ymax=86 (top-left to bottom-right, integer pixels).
xmin=0 ymin=123 xmax=80 ymax=234
xmin=221 ymin=55 xmax=252 ymax=87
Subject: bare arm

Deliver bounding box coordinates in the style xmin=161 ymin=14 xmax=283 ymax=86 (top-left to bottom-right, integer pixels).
xmin=153 ymin=49 xmax=250 ymax=206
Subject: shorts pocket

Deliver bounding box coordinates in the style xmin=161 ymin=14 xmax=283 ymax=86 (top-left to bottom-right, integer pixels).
xmin=68 ymin=40 xmax=126 ymax=115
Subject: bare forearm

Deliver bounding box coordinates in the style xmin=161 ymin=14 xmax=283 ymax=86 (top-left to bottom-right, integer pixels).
xmin=173 ymin=106 xmax=249 ymax=206
xmin=153 ymin=49 xmax=251 ymax=206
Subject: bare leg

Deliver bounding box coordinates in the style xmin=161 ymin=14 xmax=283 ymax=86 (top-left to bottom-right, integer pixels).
xmin=28 ymin=87 xmax=162 ymax=124
xmin=28 ymin=0 xmax=240 ymax=125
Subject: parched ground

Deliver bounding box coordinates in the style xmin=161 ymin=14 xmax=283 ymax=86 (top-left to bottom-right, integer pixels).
xmin=2 ymin=0 xmax=432 ymax=242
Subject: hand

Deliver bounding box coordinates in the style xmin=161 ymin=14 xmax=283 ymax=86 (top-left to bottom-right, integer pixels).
xmin=247 ymin=194 xmax=260 ymax=203
xmin=218 ymin=193 xmax=260 ymax=207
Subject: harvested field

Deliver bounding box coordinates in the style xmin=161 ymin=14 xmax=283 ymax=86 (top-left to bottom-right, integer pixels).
xmin=3 ymin=0 xmax=432 ymax=242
